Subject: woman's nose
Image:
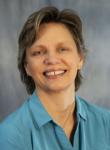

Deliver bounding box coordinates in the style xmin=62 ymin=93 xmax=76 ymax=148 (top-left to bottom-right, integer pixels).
xmin=43 ymin=52 xmax=61 ymax=65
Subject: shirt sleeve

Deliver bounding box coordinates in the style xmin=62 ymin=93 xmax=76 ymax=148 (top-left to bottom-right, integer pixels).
xmin=0 ymin=123 xmax=25 ymax=150
xmin=107 ymin=112 xmax=110 ymax=145
xmin=104 ymin=110 xmax=110 ymax=146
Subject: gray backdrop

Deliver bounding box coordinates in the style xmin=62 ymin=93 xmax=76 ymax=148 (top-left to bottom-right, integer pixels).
xmin=0 ymin=0 xmax=110 ymax=121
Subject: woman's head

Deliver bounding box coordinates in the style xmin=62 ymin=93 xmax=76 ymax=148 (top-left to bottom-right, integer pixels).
xmin=18 ymin=6 xmax=87 ymax=94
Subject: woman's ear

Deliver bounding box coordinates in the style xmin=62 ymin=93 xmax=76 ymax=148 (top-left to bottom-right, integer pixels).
xmin=24 ymin=63 xmax=31 ymax=76
xmin=77 ymin=56 xmax=84 ymax=70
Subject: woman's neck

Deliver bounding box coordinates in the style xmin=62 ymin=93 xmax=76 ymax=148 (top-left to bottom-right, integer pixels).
xmin=36 ymin=85 xmax=75 ymax=112
xmin=35 ymin=86 xmax=77 ymax=140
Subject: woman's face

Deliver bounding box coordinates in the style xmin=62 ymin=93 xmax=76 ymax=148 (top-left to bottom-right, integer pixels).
xmin=25 ymin=23 xmax=83 ymax=93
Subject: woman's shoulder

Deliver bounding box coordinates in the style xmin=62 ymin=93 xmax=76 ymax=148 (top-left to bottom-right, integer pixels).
xmin=0 ymin=98 xmax=31 ymax=134
xmin=0 ymin=98 xmax=32 ymax=149
xmin=78 ymin=96 xmax=110 ymax=121
xmin=77 ymin=96 xmax=110 ymax=147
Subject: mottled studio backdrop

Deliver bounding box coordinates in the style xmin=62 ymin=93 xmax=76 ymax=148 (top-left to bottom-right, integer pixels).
xmin=0 ymin=0 xmax=110 ymax=121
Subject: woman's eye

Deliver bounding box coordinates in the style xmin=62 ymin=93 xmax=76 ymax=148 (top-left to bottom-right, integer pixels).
xmin=32 ymin=50 xmax=46 ymax=56
xmin=59 ymin=48 xmax=68 ymax=52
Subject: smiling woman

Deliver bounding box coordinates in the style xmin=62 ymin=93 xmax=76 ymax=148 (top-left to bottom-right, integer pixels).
xmin=25 ymin=23 xmax=83 ymax=94
xmin=0 ymin=6 xmax=110 ymax=150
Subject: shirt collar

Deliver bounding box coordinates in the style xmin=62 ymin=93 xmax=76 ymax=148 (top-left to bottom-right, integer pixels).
xmin=76 ymin=95 xmax=87 ymax=121
xmin=28 ymin=91 xmax=52 ymax=128
xmin=28 ymin=92 xmax=87 ymax=128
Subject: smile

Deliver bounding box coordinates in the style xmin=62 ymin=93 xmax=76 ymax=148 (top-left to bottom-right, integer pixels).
xmin=43 ymin=70 xmax=67 ymax=77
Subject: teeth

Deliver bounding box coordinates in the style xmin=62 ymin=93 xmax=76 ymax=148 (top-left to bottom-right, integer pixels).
xmin=45 ymin=70 xmax=65 ymax=76
xmin=54 ymin=70 xmax=65 ymax=75
xmin=46 ymin=71 xmax=55 ymax=76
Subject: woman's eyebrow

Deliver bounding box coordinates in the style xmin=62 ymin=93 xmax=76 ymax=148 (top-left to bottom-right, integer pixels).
xmin=31 ymin=44 xmax=46 ymax=50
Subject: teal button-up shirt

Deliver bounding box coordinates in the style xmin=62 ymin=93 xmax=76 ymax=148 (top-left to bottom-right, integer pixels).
xmin=0 ymin=92 xmax=110 ymax=150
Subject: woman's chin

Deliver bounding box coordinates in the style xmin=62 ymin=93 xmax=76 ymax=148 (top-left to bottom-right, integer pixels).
xmin=43 ymin=83 xmax=74 ymax=93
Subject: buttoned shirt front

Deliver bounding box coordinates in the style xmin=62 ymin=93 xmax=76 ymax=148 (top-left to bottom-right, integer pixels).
xmin=0 ymin=92 xmax=110 ymax=150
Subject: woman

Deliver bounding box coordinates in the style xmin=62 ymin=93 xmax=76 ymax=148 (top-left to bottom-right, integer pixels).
xmin=0 ymin=6 xmax=110 ymax=150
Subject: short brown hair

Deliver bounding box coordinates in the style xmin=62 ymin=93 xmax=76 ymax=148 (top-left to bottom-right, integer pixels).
xmin=18 ymin=6 xmax=87 ymax=94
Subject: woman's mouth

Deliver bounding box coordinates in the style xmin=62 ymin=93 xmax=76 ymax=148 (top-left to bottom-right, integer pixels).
xmin=43 ymin=70 xmax=67 ymax=78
